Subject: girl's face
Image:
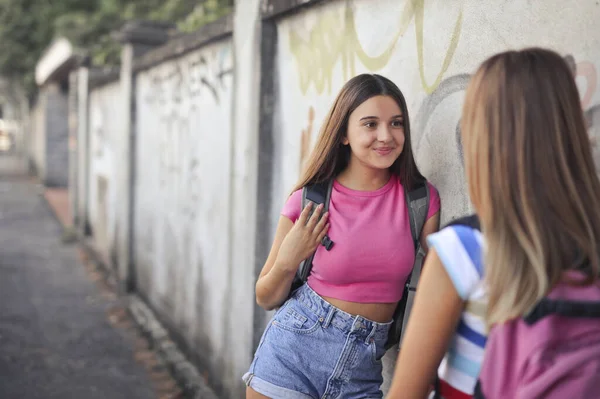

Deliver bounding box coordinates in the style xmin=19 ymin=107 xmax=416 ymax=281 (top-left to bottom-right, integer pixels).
xmin=343 ymin=95 xmax=405 ymax=171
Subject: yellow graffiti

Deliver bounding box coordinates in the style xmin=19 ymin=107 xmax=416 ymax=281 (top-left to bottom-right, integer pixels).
xmin=414 ymin=1 xmax=463 ymax=93
xmin=288 ymin=0 xmax=463 ymax=95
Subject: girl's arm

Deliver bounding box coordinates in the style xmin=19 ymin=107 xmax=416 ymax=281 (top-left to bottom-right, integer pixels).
xmin=387 ymin=249 xmax=463 ymax=398
xmin=420 ymin=211 xmax=440 ymax=253
xmin=255 ymin=203 xmax=329 ymax=310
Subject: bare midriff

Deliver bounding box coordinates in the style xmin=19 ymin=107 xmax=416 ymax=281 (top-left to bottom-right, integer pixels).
xmin=321 ymin=295 xmax=397 ymax=323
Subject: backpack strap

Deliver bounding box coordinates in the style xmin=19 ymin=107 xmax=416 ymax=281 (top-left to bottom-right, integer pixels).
xmin=386 ymin=181 xmax=431 ymax=349
xmin=473 ymin=381 xmax=486 ymax=399
xmin=404 ymin=182 xmax=430 ymax=292
xmin=405 ymin=182 xmax=430 ymax=251
xmin=296 ymin=179 xmax=334 ymax=282
xmin=445 ymin=214 xmax=481 ymax=230
xmin=524 ymin=297 xmax=600 ymax=325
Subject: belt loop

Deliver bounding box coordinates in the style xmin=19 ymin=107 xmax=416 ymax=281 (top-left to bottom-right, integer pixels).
xmin=351 ymin=315 xmax=361 ymax=331
xmin=322 ymin=306 xmax=335 ymax=328
xmin=365 ymin=323 xmax=377 ymax=344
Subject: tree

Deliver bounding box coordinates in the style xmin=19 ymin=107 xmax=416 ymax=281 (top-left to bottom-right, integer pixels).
xmin=0 ymin=0 xmax=234 ymax=98
xmin=0 ymin=0 xmax=93 ymax=95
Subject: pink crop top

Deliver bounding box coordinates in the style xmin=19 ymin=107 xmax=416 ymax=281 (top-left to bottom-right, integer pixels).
xmin=281 ymin=176 xmax=440 ymax=303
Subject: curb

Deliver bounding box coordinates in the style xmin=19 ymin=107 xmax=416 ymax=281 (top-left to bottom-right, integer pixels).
xmin=129 ymin=297 xmax=220 ymax=399
xmin=77 ymin=237 xmax=220 ymax=399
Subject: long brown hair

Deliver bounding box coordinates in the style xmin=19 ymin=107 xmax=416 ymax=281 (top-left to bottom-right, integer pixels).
xmin=462 ymin=48 xmax=600 ymax=325
xmin=292 ymin=74 xmax=425 ymax=192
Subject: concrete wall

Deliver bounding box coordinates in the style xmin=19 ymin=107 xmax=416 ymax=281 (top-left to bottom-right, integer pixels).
xmin=28 ymin=83 xmax=70 ymax=186
xmin=133 ymin=38 xmax=235 ymax=394
xmin=44 ymin=83 xmax=69 ymax=187
xmin=30 ymin=97 xmax=46 ymax=179
xmin=88 ymin=81 xmax=123 ymax=264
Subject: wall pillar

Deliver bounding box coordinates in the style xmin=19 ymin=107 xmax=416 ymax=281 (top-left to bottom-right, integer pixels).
xmin=227 ymin=0 xmax=263 ymax=396
xmin=76 ymin=65 xmax=90 ymax=235
xmin=115 ymin=21 xmax=172 ymax=292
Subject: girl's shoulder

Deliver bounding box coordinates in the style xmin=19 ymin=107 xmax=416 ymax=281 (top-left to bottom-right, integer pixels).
xmin=281 ymin=188 xmax=303 ymax=222
xmin=427 ymin=219 xmax=484 ymax=300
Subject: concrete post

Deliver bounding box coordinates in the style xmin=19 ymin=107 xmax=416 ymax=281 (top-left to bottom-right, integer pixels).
xmin=114 ymin=21 xmax=173 ymax=292
xmin=76 ymin=65 xmax=90 ymax=235
xmin=68 ymin=70 xmax=78 ymax=227
xmin=227 ymin=0 xmax=263 ymax=395
xmin=43 ymin=82 xmax=69 ymax=188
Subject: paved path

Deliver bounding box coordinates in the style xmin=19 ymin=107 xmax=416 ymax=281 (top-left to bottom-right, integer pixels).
xmin=0 ymin=178 xmax=156 ymax=399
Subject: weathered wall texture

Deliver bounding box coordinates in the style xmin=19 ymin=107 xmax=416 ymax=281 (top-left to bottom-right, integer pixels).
xmin=28 ymin=83 xmax=69 ymax=186
xmin=30 ymin=96 xmax=46 ymax=180
xmin=133 ymin=38 xmax=234 ymax=394
xmin=271 ymin=0 xmax=600 ymax=230
xmin=44 ymin=83 xmax=70 ymax=187
xmin=268 ymin=0 xmax=600 ymax=391
xmin=88 ymin=81 xmax=123 ymax=264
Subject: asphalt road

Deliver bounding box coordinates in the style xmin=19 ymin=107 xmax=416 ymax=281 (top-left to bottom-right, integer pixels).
xmin=0 ymin=178 xmax=155 ymax=399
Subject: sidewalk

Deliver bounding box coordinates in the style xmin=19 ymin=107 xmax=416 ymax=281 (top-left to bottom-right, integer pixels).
xmin=0 ymin=178 xmax=174 ymax=399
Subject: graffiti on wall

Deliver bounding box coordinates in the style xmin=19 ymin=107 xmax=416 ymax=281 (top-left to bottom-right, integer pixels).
xmin=142 ymin=44 xmax=233 ymax=222
xmin=566 ymin=54 xmax=600 ymax=173
xmin=300 ymin=106 xmax=315 ymax=172
xmin=288 ymin=0 xmax=464 ymax=95
xmin=134 ymin=40 xmax=234 ymax=352
xmin=91 ymin=101 xmax=108 ymax=158
xmin=414 ymin=73 xmax=470 ymax=164
xmin=88 ymin=83 xmax=121 ymax=262
xmin=145 ymin=45 xmax=233 ymax=106
xmin=415 ymin=54 xmax=600 ymax=167
xmin=412 ymin=54 xmax=600 ymax=222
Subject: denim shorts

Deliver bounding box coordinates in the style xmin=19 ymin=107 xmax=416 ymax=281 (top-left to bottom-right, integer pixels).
xmin=243 ymin=284 xmax=392 ymax=398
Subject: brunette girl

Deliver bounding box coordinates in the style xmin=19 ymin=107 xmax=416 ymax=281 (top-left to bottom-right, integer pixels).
xmin=243 ymin=74 xmax=441 ymax=398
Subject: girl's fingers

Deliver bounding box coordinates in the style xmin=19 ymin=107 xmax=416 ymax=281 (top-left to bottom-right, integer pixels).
xmin=306 ymin=203 xmax=324 ymax=229
xmin=316 ymin=223 xmax=330 ymax=244
xmin=313 ymin=211 xmax=329 ymax=234
xmin=297 ymin=202 xmax=313 ymax=225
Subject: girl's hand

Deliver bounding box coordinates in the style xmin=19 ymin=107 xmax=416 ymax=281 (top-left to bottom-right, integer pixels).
xmin=275 ymin=202 xmax=330 ymax=272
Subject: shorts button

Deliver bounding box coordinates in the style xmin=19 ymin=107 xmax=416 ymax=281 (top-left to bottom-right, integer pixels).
xmin=319 ymin=317 xmax=324 ymax=322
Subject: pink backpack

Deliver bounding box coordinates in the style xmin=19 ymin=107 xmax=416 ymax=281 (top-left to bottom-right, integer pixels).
xmin=475 ymin=272 xmax=600 ymax=399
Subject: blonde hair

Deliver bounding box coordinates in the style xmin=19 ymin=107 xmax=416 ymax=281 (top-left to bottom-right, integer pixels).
xmin=462 ymin=48 xmax=600 ymax=325
xmin=292 ymin=74 xmax=424 ymax=193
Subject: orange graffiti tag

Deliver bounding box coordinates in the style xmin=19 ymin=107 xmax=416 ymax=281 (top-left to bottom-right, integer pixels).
xmin=577 ymin=61 xmax=597 ymax=109
xmin=300 ymin=106 xmax=315 ymax=172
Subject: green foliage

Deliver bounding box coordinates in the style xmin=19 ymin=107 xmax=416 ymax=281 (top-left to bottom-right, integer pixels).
xmin=0 ymin=0 xmax=234 ymax=97
xmin=178 ymin=0 xmax=234 ymax=33
xmin=0 ymin=0 xmax=92 ymax=95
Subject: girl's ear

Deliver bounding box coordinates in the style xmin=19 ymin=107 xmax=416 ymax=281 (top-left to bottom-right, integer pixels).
xmin=342 ymin=136 xmax=349 ymax=145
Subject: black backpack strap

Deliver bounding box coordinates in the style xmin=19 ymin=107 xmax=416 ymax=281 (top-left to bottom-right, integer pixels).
xmin=473 ymin=380 xmax=486 ymax=399
xmin=524 ymin=297 xmax=600 ymax=325
xmin=386 ymin=181 xmax=431 ymax=349
xmin=296 ymin=179 xmax=334 ymax=282
xmin=445 ymin=214 xmax=481 ymax=230
xmin=404 ymin=182 xmax=430 ymax=292
xmin=405 ymin=182 xmax=430 ymax=251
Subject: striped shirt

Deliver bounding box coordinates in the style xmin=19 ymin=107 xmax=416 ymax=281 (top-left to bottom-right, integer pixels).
xmin=427 ymin=225 xmax=487 ymax=399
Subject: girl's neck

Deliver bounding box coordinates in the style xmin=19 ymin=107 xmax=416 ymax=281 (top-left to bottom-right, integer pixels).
xmin=336 ymin=159 xmax=391 ymax=191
